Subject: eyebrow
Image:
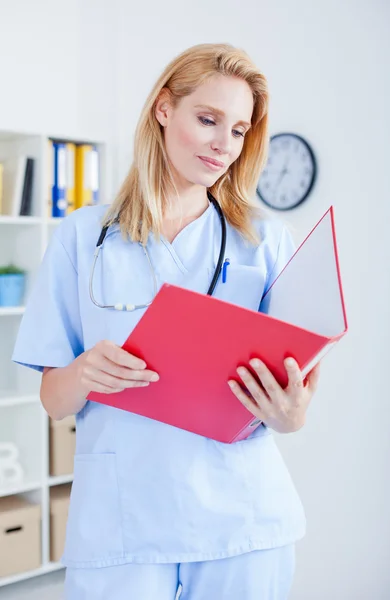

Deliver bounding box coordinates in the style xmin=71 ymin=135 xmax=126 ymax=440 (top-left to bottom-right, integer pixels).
xmin=194 ymin=104 xmax=251 ymax=129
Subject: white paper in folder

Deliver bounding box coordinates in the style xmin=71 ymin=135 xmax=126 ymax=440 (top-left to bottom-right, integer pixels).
xmin=260 ymin=207 xmax=348 ymax=339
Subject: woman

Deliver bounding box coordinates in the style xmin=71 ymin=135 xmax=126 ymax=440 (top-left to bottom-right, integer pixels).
xmin=13 ymin=43 xmax=320 ymax=599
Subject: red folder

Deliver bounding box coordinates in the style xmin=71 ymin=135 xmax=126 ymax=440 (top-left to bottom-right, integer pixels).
xmin=87 ymin=207 xmax=348 ymax=443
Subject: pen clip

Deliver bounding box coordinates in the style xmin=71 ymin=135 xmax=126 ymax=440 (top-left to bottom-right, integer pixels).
xmin=222 ymin=258 xmax=230 ymax=283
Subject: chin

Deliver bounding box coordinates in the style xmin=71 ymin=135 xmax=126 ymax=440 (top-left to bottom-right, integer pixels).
xmin=190 ymin=172 xmax=222 ymax=188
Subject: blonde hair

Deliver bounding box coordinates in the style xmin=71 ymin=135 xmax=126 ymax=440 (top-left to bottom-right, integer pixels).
xmin=102 ymin=43 xmax=269 ymax=244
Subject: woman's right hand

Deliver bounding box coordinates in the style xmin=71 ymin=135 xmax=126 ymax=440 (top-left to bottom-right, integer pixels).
xmin=77 ymin=339 xmax=159 ymax=395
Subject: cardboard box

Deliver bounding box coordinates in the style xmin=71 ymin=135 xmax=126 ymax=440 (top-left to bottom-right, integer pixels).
xmin=49 ymin=415 xmax=76 ymax=476
xmin=0 ymin=495 xmax=41 ymax=577
xmin=50 ymin=484 xmax=71 ymax=563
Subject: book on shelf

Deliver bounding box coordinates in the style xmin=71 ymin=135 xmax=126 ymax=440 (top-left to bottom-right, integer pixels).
xmin=0 ymin=156 xmax=35 ymax=217
xmin=20 ymin=158 xmax=35 ymax=216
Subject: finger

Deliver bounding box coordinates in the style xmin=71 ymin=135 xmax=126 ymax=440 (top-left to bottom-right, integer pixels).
xmin=248 ymin=359 xmax=283 ymax=400
xmin=284 ymin=357 xmax=304 ymax=398
xmin=92 ymin=354 xmax=159 ymax=382
xmin=86 ymin=380 xmax=150 ymax=395
xmin=306 ymin=361 xmax=321 ymax=392
xmin=227 ymin=380 xmax=265 ymax=420
xmin=84 ymin=367 xmax=151 ymax=391
xmin=84 ymin=367 xmax=126 ymax=391
xmin=84 ymin=381 xmax=123 ymax=394
xmin=99 ymin=340 xmax=147 ymax=370
xmin=81 ymin=375 xmax=120 ymax=394
xmin=236 ymin=366 xmax=271 ymax=410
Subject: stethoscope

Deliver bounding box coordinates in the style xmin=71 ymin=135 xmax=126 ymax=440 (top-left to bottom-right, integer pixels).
xmin=89 ymin=191 xmax=227 ymax=311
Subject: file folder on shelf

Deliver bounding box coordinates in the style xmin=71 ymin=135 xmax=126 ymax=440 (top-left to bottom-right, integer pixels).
xmin=65 ymin=143 xmax=76 ymax=215
xmin=51 ymin=142 xmax=67 ymax=218
xmin=75 ymin=145 xmax=99 ymax=208
xmin=75 ymin=144 xmax=91 ymax=208
xmin=47 ymin=140 xmax=54 ymax=218
xmin=91 ymin=145 xmax=99 ymax=205
xmin=87 ymin=207 xmax=348 ymax=443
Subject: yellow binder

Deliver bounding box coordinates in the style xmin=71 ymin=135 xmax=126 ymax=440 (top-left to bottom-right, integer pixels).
xmin=75 ymin=144 xmax=92 ymax=208
xmin=66 ymin=143 xmax=76 ymax=214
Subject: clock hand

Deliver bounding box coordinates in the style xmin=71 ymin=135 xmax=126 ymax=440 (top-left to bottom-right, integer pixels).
xmin=275 ymin=168 xmax=287 ymax=188
xmin=275 ymin=168 xmax=288 ymax=193
xmin=282 ymin=155 xmax=291 ymax=176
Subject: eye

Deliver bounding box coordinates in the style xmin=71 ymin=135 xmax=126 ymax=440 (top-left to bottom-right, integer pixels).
xmin=198 ymin=116 xmax=215 ymax=126
xmin=198 ymin=116 xmax=245 ymax=139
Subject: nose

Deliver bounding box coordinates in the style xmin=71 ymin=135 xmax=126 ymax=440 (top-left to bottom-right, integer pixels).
xmin=211 ymin=128 xmax=232 ymax=156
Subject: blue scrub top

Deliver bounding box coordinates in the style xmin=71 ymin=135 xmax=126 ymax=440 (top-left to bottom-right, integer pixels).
xmin=12 ymin=201 xmax=306 ymax=568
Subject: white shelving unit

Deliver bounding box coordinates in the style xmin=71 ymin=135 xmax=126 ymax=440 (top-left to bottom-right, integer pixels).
xmin=0 ymin=129 xmax=108 ymax=587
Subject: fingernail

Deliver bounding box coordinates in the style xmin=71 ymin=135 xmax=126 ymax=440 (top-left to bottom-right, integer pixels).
xmin=285 ymin=358 xmax=295 ymax=367
xmin=250 ymin=359 xmax=262 ymax=368
xmin=237 ymin=367 xmax=246 ymax=376
xmin=150 ymin=374 xmax=159 ymax=382
xmin=140 ymin=382 xmax=150 ymax=386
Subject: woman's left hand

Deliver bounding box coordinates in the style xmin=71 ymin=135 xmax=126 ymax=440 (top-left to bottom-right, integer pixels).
xmin=228 ymin=357 xmax=320 ymax=434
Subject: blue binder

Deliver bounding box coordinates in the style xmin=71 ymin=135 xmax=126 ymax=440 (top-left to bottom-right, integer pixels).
xmin=52 ymin=142 xmax=67 ymax=218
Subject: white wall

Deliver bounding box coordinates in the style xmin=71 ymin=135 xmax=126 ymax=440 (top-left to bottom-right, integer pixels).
xmin=0 ymin=0 xmax=119 ymax=141
xmin=0 ymin=0 xmax=389 ymax=597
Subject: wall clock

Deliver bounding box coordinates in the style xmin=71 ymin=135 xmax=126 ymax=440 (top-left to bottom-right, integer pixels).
xmin=256 ymin=133 xmax=317 ymax=210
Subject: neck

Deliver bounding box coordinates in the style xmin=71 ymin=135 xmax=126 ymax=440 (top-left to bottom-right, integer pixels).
xmin=164 ymin=186 xmax=209 ymax=221
xmin=162 ymin=183 xmax=210 ymax=243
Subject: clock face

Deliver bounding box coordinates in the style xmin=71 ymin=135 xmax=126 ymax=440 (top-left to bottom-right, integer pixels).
xmin=256 ymin=133 xmax=317 ymax=210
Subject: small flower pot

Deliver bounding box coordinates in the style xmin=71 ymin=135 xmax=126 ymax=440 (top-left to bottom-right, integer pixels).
xmin=0 ymin=274 xmax=26 ymax=307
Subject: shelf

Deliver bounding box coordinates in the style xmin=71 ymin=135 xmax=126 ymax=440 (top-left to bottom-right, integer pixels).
xmin=0 ymin=480 xmax=42 ymax=499
xmin=0 ymin=216 xmax=42 ymax=225
xmin=0 ymin=561 xmax=64 ymax=588
xmin=0 ymin=393 xmax=39 ymax=407
xmin=0 ymin=216 xmax=63 ymax=226
xmin=0 ymin=130 xmax=41 ymax=143
xmin=48 ymin=474 xmax=73 ymax=486
xmin=46 ymin=217 xmax=64 ymax=225
xmin=0 ymin=306 xmax=25 ymax=316
xmin=0 ymin=128 xmax=108 ymax=588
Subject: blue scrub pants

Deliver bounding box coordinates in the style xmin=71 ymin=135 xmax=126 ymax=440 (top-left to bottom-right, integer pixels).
xmin=64 ymin=544 xmax=295 ymax=600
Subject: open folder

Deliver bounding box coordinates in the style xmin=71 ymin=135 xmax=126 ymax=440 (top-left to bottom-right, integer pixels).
xmin=87 ymin=207 xmax=348 ymax=443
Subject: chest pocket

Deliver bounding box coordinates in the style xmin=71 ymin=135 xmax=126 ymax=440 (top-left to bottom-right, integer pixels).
xmin=211 ymin=264 xmax=266 ymax=312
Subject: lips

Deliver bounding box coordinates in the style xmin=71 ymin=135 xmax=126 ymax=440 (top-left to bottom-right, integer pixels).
xmin=198 ymin=156 xmax=225 ymax=167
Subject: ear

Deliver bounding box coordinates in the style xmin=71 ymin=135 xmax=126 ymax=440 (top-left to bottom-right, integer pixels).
xmin=155 ymin=88 xmax=172 ymax=127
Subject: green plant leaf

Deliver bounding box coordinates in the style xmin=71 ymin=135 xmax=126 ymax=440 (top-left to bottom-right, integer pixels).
xmin=0 ymin=264 xmax=25 ymax=275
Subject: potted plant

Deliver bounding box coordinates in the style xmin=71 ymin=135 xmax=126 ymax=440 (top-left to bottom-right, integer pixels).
xmin=0 ymin=264 xmax=26 ymax=307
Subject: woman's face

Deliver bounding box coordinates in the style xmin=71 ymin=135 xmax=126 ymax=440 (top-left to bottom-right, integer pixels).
xmin=155 ymin=74 xmax=254 ymax=189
